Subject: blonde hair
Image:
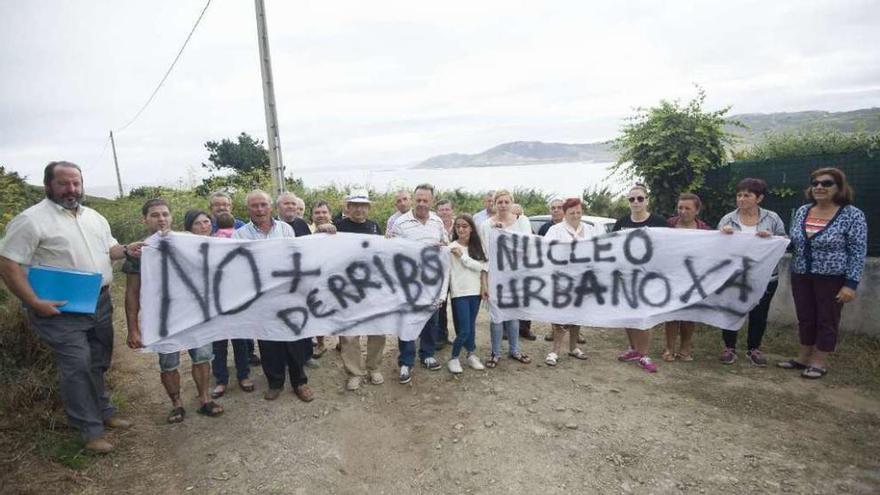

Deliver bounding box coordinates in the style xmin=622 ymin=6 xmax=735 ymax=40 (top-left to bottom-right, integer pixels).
xmin=493 ymin=189 xmax=514 ymax=202
xmin=629 ymin=184 xmax=648 ymax=195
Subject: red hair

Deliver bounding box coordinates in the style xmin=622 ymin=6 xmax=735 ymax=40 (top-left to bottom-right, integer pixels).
xmin=562 ymin=197 xmax=582 ymax=212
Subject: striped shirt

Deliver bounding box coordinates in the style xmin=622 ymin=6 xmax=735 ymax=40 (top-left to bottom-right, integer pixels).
xmin=804 ymin=216 xmax=828 ymax=237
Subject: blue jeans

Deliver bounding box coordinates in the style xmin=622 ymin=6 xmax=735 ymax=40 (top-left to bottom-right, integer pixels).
xmin=398 ymin=309 xmax=439 ymax=367
xmin=158 ymin=343 xmax=213 ymax=372
xmin=490 ymin=320 xmax=520 ymax=357
xmin=451 ymin=296 xmax=481 ymax=358
xmin=212 ymin=339 xmax=251 ymax=385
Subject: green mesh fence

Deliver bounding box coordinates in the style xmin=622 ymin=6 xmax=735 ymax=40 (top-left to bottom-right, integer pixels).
xmin=700 ymin=151 xmax=879 ymax=256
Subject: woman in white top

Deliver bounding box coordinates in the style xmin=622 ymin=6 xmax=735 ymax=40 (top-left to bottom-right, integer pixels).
xmin=543 ymin=198 xmax=591 ymax=366
xmin=446 ymin=214 xmax=488 ymax=373
xmin=478 ymin=189 xmax=533 ymax=368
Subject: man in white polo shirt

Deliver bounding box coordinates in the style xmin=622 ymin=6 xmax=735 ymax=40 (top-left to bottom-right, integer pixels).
xmin=389 ymin=183 xmax=449 ymax=384
xmin=0 ymin=161 xmax=139 ymax=454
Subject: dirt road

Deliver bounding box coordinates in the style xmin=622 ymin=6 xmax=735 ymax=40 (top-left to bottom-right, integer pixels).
xmin=13 ymin=304 xmax=880 ymax=495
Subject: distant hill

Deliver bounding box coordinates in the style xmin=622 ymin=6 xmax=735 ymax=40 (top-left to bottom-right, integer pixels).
xmin=414 ymin=107 xmax=880 ymax=169
xmin=416 ymin=141 xmax=616 ymax=169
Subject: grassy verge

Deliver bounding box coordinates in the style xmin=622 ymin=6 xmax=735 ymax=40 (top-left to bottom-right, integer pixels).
xmin=0 ymin=286 xmax=98 ymax=473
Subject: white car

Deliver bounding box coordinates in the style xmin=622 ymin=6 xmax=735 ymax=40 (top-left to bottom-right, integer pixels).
xmin=528 ymin=214 xmax=616 ymax=237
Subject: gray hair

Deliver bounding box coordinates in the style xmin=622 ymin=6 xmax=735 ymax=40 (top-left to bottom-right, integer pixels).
xmin=245 ymin=189 xmax=272 ymax=205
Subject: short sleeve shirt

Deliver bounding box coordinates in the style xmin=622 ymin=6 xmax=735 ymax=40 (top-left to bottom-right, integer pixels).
xmin=232 ymin=219 xmax=295 ymax=240
xmin=390 ymin=211 xmax=448 ymax=245
xmin=0 ymin=199 xmax=118 ymax=286
xmin=612 ymin=213 xmax=668 ymax=232
xmin=336 ymin=217 xmax=382 ymax=235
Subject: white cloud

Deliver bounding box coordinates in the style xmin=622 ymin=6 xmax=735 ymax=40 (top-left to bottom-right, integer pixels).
xmin=1 ymin=0 xmax=879 ymax=193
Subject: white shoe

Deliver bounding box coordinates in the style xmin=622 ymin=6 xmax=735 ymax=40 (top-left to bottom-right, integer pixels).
xmin=545 ymin=352 xmax=559 ymax=366
xmin=346 ymin=376 xmax=361 ymax=391
xmin=466 ymin=353 xmax=485 ymax=370
xmin=369 ymin=371 xmax=384 ymax=385
xmin=399 ymin=365 xmax=412 ymax=384
xmin=447 ymin=358 xmax=463 ymax=374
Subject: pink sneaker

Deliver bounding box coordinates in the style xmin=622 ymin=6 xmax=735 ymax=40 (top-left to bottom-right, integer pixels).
xmin=638 ymin=356 xmax=658 ymax=373
xmin=617 ymin=348 xmax=641 ymax=362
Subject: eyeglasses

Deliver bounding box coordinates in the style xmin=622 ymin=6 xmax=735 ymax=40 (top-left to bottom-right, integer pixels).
xmin=628 ymin=196 xmax=646 ymax=203
xmin=811 ymin=179 xmax=836 ymax=188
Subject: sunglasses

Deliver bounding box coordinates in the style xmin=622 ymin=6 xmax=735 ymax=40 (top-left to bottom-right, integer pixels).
xmin=628 ymin=196 xmax=646 ymax=203
xmin=811 ymin=179 xmax=836 ymax=188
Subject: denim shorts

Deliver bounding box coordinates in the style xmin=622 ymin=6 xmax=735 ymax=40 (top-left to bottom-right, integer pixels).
xmin=158 ymin=343 xmax=214 ymax=372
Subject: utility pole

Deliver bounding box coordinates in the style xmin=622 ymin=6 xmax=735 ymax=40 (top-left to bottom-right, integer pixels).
xmin=109 ymin=131 xmax=124 ymax=198
xmin=254 ymin=0 xmax=285 ymax=197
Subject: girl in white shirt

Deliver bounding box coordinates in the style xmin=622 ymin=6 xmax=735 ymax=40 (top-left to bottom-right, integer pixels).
xmin=543 ymin=198 xmax=591 ymax=366
xmin=446 ymin=214 xmax=488 ymax=373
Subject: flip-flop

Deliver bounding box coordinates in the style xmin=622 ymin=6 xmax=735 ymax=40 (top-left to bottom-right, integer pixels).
xmin=568 ymin=349 xmax=589 ymax=360
xmin=167 ymin=407 xmax=186 ymax=424
xmin=801 ymin=367 xmax=828 ymax=379
xmin=776 ymin=359 xmax=808 ymax=370
xmin=485 ymin=355 xmax=500 ymax=369
xmin=210 ymin=384 xmax=226 ymax=399
xmin=196 ymin=401 xmax=224 ymax=417
xmin=510 ymin=352 xmax=532 ymax=364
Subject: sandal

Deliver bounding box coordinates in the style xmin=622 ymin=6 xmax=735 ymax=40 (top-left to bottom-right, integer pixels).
xmin=210 ymin=384 xmax=226 ymax=399
xmin=801 ymin=367 xmax=827 ymax=379
xmin=662 ymin=349 xmax=675 ymax=362
xmin=239 ymin=378 xmax=255 ymax=392
xmin=167 ymin=406 xmax=186 ymax=424
xmin=510 ymin=352 xmax=532 ymax=364
xmin=675 ymin=352 xmax=694 ymax=362
xmin=485 ymin=355 xmax=500 ymax=369
xmin=777 ymin=359 xmax=808 ymax=370
xmin=568 ymin=349 xmax=588 ymax=360
xmin=545 ymin=352 xmax=558 ymax=366
xmin=196 ymin=401 xmax=224 ymax=417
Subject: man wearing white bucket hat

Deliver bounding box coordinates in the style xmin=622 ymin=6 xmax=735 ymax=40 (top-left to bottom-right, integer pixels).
xmin=335 ymin=188 xmax=386 ymax=390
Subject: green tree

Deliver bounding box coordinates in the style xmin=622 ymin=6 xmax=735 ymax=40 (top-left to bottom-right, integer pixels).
xmin=612 ymin=88 xmax=740 ymax=215
xmin=582 ymin=186 xmax=629 ymax=219
xmin=201 ymin=132 xmax=270 ymax=173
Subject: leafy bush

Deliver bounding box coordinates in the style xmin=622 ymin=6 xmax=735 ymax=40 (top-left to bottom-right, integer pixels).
xmin=735 ymin=129 xmax=880 ymax=161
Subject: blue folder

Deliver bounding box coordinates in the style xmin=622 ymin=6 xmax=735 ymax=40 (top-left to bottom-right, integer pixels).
xmin=27 ymin=265 xmax=103 ymax=314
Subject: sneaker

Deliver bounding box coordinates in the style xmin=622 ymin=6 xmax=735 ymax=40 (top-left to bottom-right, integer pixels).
xmin=466 ymin=353 xmax=485 ymax=370
xmin=305 ymin=358 xmax=320 ymax=369
xmin=399 ymin=365 xmax=412 ymax=384
xmin=422 ymin=357 xmax=442 ymax=371
xmin=346 ymin=376 xmax=361 ymax=391
xmin=746 ymin=349 xmax=768 ymax=367
xmin=720 ymin=348 xmax=737 ymax=365
xmin=369 ymin=371 xmax=384 ymax=385
xmin=638 ymin=356 xmax=658 ymax=373
xmin=617 ymin=348 xmax=641 ymax=362
xmin=447 ymin=358 xmax=463 ymax=374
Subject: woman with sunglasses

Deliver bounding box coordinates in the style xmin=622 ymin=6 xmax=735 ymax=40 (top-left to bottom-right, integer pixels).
xmin=613 ymin=184 xmax=667 ymax=373
xmin=778 ymin=167 xmax=867 ymax=379
xmin=717 ymin=178 xmax=787 ymax=366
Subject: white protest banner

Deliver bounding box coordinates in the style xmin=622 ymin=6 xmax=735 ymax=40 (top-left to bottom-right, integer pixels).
xmin=487 ymin=228 xmax=789 ymax=330
xmin=139 ymin=232 xmax=449 ymax=353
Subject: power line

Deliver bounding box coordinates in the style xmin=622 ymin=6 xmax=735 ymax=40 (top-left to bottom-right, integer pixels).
xmin=115 ymin=0 xmax=212 ymax=133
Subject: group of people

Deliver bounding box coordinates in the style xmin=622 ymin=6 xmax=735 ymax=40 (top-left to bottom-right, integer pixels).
xmin=0 ymin=161 xmax=867 ymax=454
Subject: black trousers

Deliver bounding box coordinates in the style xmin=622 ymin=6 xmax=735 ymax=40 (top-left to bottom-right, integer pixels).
xmin=722 ymin=280 xmax=779 ymax=350
xmin=258 ymin=339 xmax=309 ymax=390
xmin=438 ymin=300 xmax=450 ymax=343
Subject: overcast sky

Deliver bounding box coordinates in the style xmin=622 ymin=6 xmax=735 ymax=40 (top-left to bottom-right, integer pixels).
xmin=2 ymin=0 xmax=878 ymax=196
